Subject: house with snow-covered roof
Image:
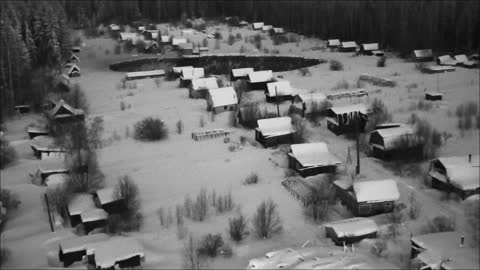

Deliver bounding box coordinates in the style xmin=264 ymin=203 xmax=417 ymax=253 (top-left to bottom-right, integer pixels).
xmin=288 ymin=142 xmax=341 ymax=177
xmin=180 ymin=67 xmax=205 ymax=87
xmin=360 ymin=43 xmax=384 ymax=56
xmin=80 ymin=208 xmax=108 ymax=233
xmin=206 ymin=87 xmax=238 ymax=114
xmin=255 ymin=117 xmax=296 ymax=148
xmin=94 ymin=187 xmax=125 ymax=214
xmin=327 ymin=39 xmax=341 ymax=48
xmin=324 ymin=217 xmax=378 ymax=245
xmin=67 ymin=64 xmax=81 ymax=77
xmin=247 ymin=70 xmax=274 ymax=90
xmin=253 ymin=22 xmax=264 ymax=30
xmin=413 ymin=49 xmax=434 ymax=62
xmin=189 ymin=77 xmax=218 ymax=99
xmin=339 ymin=41 xmax=358 ymax=52
xmin=30 ymin=135 xmax=65 ymax=160
xmin=67 ymin=193 xmax=98 ymax=227
xmin=265 ymin=81 xmax=296 ymax=103
xmin=230 ymin=67 xmax=254 ymax=81
xmin=369 ymin=124 xmax=417 ymax=158
xmin=58 ymin=233 xmax=110 ymax=267
xmin=46 ymin=99 xmax=85 ymax=123
xmin=326 ymin=103 xmax=368 ymax=135
xmin=86 ymin=237 xmax=145 ymax=269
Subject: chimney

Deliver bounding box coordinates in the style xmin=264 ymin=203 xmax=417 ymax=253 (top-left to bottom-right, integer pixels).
xmin=468 ymin=154 xmax=472 ymax=163
xmin=460 ymin=235 xmax=465 ymax=247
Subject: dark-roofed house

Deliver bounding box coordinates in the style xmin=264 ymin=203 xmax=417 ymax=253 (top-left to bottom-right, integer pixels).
xmin=265 ymin=81 xmax=296 ymax=103
xmin=94 ymin=187 xmax=125 ymax=214
xmin=410 ymin=231 xmax=479 ymax=270
xmin=255 ymin=117 xmax=296 ymax=148
xmin=87 ymin=237 xmax=145 ymax=269
xmin=247 ymin=70 xmax=274 ymax=91
xmin=58 ymin=233 xmax=110 ymax=267
xmin=359 ymin=43 xmax=384 ymax=56
xmin=72 ymin=46 xmax=81 ymax=53
xmin=144 ymin=41 xmax=159 ymax=52
xmin=437 ymin=55 xmax=458 ymax=66
xmin=334 ymin=179 xmax=400 ymax=216
xmin=325 ymin=217 xmax=378 ymax=246
xmin=180 ymin=67 xmax=205 ymax=87
xmin=230 ymin=67 xmax=254 ymax=81
xmin=47 ymin=99 xmax=85 ymax=123
xmin=369 ymin=124 xmax=417 ymax=159
xmin=339 ymin=41 xmax=358 ymax=52
xmin=288 ymin=142 xmax=341 ymax=177
xmin=428 ymin=155 xmax=479 ymax=199
xmin=413 ymin=49 xmax=434 ymax=62
xmin=189 ymin=77 xmax=218 ymax=99
xmin=281 ymin=177 xmax=314 ymax=206
xmin=327 ymin=39 xmax=341 ymax=48
xmin=326 ymin=104 xmax=368 ymax=135
xmin=67 ymin=64 xmax=81 ymax=77
xmin=291 ymin=93 xmax=327 ymax=118
xmin=30 ymin=135 xmax=65 ymax=159
xmin=207 ymin=87 xmax=238 ymax=114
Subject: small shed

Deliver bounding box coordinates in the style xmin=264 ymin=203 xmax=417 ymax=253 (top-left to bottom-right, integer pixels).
xmin=281 ymin=177 xmax=314 ymax=206
xmin=291 ymin=93 xmax=327 ymax=118
xmin=265 ymin=81 xmax=296 ymax=103
xmin=87 ymin=237 xmax=145 ymax=269
xmin=422 ymin=65 xmax=456 ymax=73
xmin=411 ymin=232 xmax=479 ymax=270
xmin=80 ymin=208 xmax=108 ymax=233
xmin=179 ymin=42 xmax=194 ymax=55
xmin=160 ymin=35 xmax=170 ymax=44
xmin=413 ymin=49 xmax=434 ymax=62
xmin=288 ymin=142 xmax=341 ymax=177
xmin=58 ymin=233 xmax=110 ymax=267
xmin=255 ymin=117 xmax=296 ymax=148
xmin=45 ymin=173 xmax=70 ymax=190
xmin=253 ymin=22 xmax=264 ymax=30
xmin=30 ymin=135 xmax=65 ymax=160
xmin=437 ymin=55 xmax=458 ymax=66
xmin=72 ymin=46 xmax=81 ymax=53
xmin=360 ymin=43 xmax=384 ymax=56
xmin=327 ymin=39 xmax=341 ymax=48
xmin=247 ymin=70 xmax=274 ymax=90
xmin=425 ymin=92 xmax=443 ymax=101
xmin=69 ymin=54 xmax=80 ymax=63
xmin=324 ymin=217 xmax=378 ymax=245
xmin=230 ymin=67 xmax=254 ymax=81
xmin=67 ymin=64 xmax=81 ymax=77
xmin=326 ymin=104 xmax=368 ymax=135
xmin=180 ymin=67 xmax=205 ymax=87
xmin=172 ymin=37 xmax=187 ymax=46
xmin=14 ymin=105 xmax=31 ymax=114
xmin=262 ymin=25 xmax=273 ymax=32
xmin=206 ymin=87 xmax=238 ymax=114
xmin=271 ymin=27 xmax=286 ymax=35
xmin=47 ymin=99 xmax=85 ymax=123
xmin=334 ymin=179 xmax=400 ymax=216
xmin=125 ymin=70 xmax=165 ymax=81
xmin=37 ymin=158 xmax=69 ymax=182
xmin=109 ymin=24 xmax=120 ymax=31
xmin=428 ymin=155 xmax=479 ymax=199
xmin=173 ymin=66 xmax=193 ymax=75
xmin=454 ymin=54 xmax=478 ymax=68
xmin=94 ymin=187 xmax=125 ymax=214
xmin=67 ymin=193 xmax=97 ymax=227
xmin=339 ymin=41 xmax=358 ymax=52
xmin=144 ymin=41 xmax=159 ymax=52
xmin=369 ymin=124 xmax=416 ymax=158
xmin=189 ymin=77 xmax=218 ymax=99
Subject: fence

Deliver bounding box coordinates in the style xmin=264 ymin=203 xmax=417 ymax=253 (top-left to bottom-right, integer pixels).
xmin=191 ymin=129 xmax=231 ymax=141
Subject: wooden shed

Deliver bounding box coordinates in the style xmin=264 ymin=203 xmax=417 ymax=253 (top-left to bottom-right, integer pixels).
xmin=334 ymin=179 xmax=400 ymax=216
xmin=58 ymin=233 xmax=109 ymax=267
xmin=265 ymin=81 xmax=296 ymax=103
xmin=255 ymin=117 xmax=296 ymax=148
xmin=69 ymin=54 xmax=80 ymax=63
xmin=437 ymin=55 xmax=458 ymax=66
xmin=125 ymin=70 xmax=165 ymax=81
xmin=172 ymin=37 xmax=187 ymax=47
xmin=359 ymin=43 xmax=384 ymax=56
xmin=180 ymin=67 xmax=205 ymax=87
xmin=425 ymin=92 xmax=443 ymax=101
xmin=230 ymin=67 xmax=254 ymax=81
xmin=87 ymin=237 xmax=145 ymax=269
xmin=67 ymin=64 xmax=81 ymax=77
xmin=339 ymin=41 xmax=358 ymax=52
xmin=27 ymin=126 xmax=48 ymax=139
xmin=144 ymin=41 xmax=159 ymax=52
xmin=427 ymin=155 xmax=479 ymax=199
xmin=327 ymin=39 xmax=341 ymax=48
xmin=369 ymin=124 xmax=416 ymax=159
xmin=325 ymin=217 xmax=378 ymax=245
xmin=291 ymin=93 xmax=327 ymax=118
xmin=94 ymin=187 xmax=125 ymax=215
xmin=80 ymin=208 xmax=108 ymax=233
xmin=37 ymin=158 xmax=69 ymax=182
xmin=47 ymin=99 xmax=85 ymax=123
xmin=45 ymin=173 xmax=70 ymax=190
xmin=189 ymin=77 xmax=218 ymax=99
xmin=326 ymin=104 xmax=368 ymax=135
xmin=288 ymin=142 xmax=341 ymax=177
xmin=67 ymin=193 xmax=97 ymax=228
xmin=207 ymin=87 xmax=238 ymax=114
xmin=281 ymin=177 xmax=314 ymax=206
xmin=454 ymin=54 xmax=478 ymax=68
xmin=413 ymin=49 xmax=434 ymax=62
xmin=253 ymin=22 xmax=264 ymax=30
xmin=30 ymin=135 xmax=65 ymax=160
xmin=247 ymin=70 xmax=274 ymax=91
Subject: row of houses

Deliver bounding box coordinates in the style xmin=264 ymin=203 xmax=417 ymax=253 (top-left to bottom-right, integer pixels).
xmin=251 ymin=22 xmax=286 ymax=36
xmin=327 ymin=40 xmax=384 ymax=56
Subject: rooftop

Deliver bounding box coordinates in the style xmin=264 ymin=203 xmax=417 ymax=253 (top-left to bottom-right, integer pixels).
xmin=353 ymin=179 xmax=400 ymax=203
xmin=325 ymin=217 xmax=378 ymax=238
xmin=59 ymin=233 xmax=110 ymax=254
xmin=266 ymin=81 xmax=296 ymax=97
xmin=257 ymin=117 xmax=296 ymax=137
xmin=208 ymin=87 xmax=238 ymax=107
xmin=328 ymin=103 xmax=367 ymax=115
xmin=290 ymin=142 xmax=341 ymax=167
xmin=80 ymin=208 xmax=108 ymax=223
xmin=181 ymin=67 xmax=205 ymax=80
xmin=91 ymin=237 xmax=144 ymax=269
xmin=231 ymin=67 xmax=254 ymax=78
xmin=96 ymin=187 xmax=117 ymax=205
xmin=248 ymin=70 xmax=273 ymax=83
xmin=67 ymin=193 xmax=96 ymax=216
xmin=191 ymin=77 xmax=218 ymax=91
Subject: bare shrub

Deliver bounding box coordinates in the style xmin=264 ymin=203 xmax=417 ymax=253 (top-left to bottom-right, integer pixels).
xmin=331 ymin=79 xmax=349 ymax=90
xmin=215 ymin=191 xmax=234 ymax=214
xmin=291 ymin=115 xmax=308 ymax=143
xmin=408 ymin=192 xmax=421 ymax=220
xmin=366 ymin=98 xmax=392 ymax=132
xmin=228 ymin=34 xmax=236 ymax=46
xmin=377 ymin=56 xmax=387 ymax=67
xmin=386 ymin=204 xmax=406 ymax=239
xmin=305 ymin=180 xmax=336 ymax=223
xmin=120 ymin=101 xmax=126 ymax=111
xmin=176 ymin=120 xmax=184 ymax=134
xmin=228 ymin=214 xmax=248 ymax=242
xmin=134 ymin=117 xmax=168 ymax=141
xmin=197 ymin=233 xmax=224 ymax=258
xmin=183 ymin=235 xmax=206 ymax=269
xmin=252 ymin=199 xmax=282 ymax=239
xmin=244 ymin=172 xmax=259 ymax=185
xmin=329 ymin=59 xmax=343 ymax=71
xmin=420 ymin=215 xmax=456 ymax=234
xmin=108 ymin=174 xmax=143 ymax=233
xmin=464 ymin=199 xmax=479 ymax=247
xmin=298 ymin=67 xmax=311 ymax=76
xmin=0 ymin=137 xmax=17 ymax=169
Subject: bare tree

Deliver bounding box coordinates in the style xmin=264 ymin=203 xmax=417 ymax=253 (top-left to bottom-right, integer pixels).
xmin=252 ymin=199 xmax=282 ymax=239
xmin=183 ymin=235 xmax=206 ymax=270
xmin=111 ymin=175 xmax=143 ymax=232
xmin=228 ymin=214 xmax=248 ymax=242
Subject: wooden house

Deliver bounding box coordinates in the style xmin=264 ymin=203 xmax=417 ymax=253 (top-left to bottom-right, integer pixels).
xmin=437 ymin=55 xmax=458 ymax=66
xmin=265 ymin=81 xmax=296 ymax=103
xmin=327 ymin=39 xmax=341 ymax=48
xmin=454 ymin=54 xmax=478 ymax=68
xmin=368 ymin=124 xmax=416 ymax=159
xmin=180 ymin=67 xmax=205 ymax=87
xmin=179 ymin=42 xmax=194 ymax=55
xmin=94 ymin=187 xmax=125 ymax=215
xmin=172 ymin=37 xmax=187 ymax=47
xmin=72 ymin=46 xmax=81 ymax=53
xmin=425 ymin=92 xmax=443 ymax=101
xmin=339 ymin=41 xmax=358 ymax=52
xmin=281 ymin=177 xmax=314 ymax=206
xmin=326 ymin=104 xmax=368 ymax=135
xmin=37 ymin=158 xmax=69 ymax=182
xmin=247 ymin=70 xmax=274 ymax=91
xmin=47 ymin=99 xmax=85 ymax=123
xmin=262 ymin=25 xmax=273 ymax=32
xmin=69 ymin=54 xmax=80 ymax=63
xmin=271 ymin=27 xmax=286 ymax=35
xmin=359 ymin=43 xmax=384 ymax=56
xmin=334 ymin=179 xmax=400 ymax=216
xmin=291 ymin=93 xmax=327 ymax=118
xmin=427 ymin=155 xmax=479 ymax=199
xmin=253 ymin=22 xmax=264 ymax=30
xmin=45 ymin=173 xmax=69 ymax=190
xmin=30 ymin=135 xmax=65 ymax=160
xmin=14 ymin=105 xmax=31 ymax=114
xmin=160 ymin=35 xmax=171 ymax=44
xmin=230 ymin=67 xmax=254 ymax=81
xmin=172 ymin=66 xmax=193 ymax=77
xmin=87 ymin=237 xmax=145 ymax=269
xmin=189 ymin=77 xmax=218 ymax=99
xmin=119 ymin=32 xmax=137 ymax=41
xmin=413 ymin=49 xmax=434 ymax=62
xmin=410 ymin=232 xmax=479 ymax=270
xmin=255 ymin=117 xmax=296 ymax=148
xmin=67 ymin=64 xmax=81 ymax=77
xmin=58 ymin=233 xmax=109 ymax=267
xmin=288 ymin=142 xmax=341 ymax=177
xmin=125 ymin=70 xmax=165 ymax=81
xmin=67 ymin=193 xmax=97 ymax=228
xmin=80 ymin=208 xmax=108 ymax=233
xmin=206 ymin=87 xmax=238 ymax=114
xmin=324 ymin=217 xmax=378 ymax=246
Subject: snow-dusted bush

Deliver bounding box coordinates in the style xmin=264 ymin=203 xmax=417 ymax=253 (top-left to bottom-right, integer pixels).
xmin=134 ymin=117 xmax=168 ymax=141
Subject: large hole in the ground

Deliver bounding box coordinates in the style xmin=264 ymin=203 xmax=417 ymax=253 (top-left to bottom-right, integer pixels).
xmin=109 ymin=55 xmax=324 ymax=74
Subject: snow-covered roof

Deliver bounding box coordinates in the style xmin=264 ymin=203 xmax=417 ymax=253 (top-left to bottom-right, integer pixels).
xmin=126 ymin=70 xmax=165 ymax=79
xmin=191 ymin=77 xmax=218 ymax=91
xmin=414 ymin=49 xmax=433 ymax=58
xmin=454 ymin=54 xmax=468 ymax=63
xmin=80 ymin=208 xmax=108 ymax=223
xmin=161 ymin=35 xmax=170 ymax=43
xmin=208 ymin=87 xmax=238 ymax=108
xmin=96 ymin=187 xmax=117 ymax=205
xmin=328 ymin=39 xmax=341 ymax=46
xmin=172 ymin=66 xmax=193 ymax=74
xmin=231 ymin=68 xmax=254 ymax=78
xmin=370 ymin=125 xmax=415 ymax=150
xmin=50 ymin=99 xmax=84 ymax=118
xmin=91 ymin=237 xmax=144 ymax=269
xmin=325 ymin=217 xmax=378 ymax=238
xmin=109 ymin=24 xmax=120 ymax=31
xmin=38 ymin=158 xmax=68 ymax=174
xmin=67 ymin=64 xmax=80 ymax=75
xmin=67 ymin=193 xmax=96 ymax=216
xmin=45 ymin=173 xmax=70 ymax=189
xmin=362 ymin=43 xmax=379 ymax=51
xmin=266 ymin=81 xmax=296 ymax=97
xmin=353 ymin=179 xmax=400 ymax=203
xmin=30 ymin=136 xmax=62 ymax=152
xmin=411 ymin=231 xmax=479 ymax=270
xmin=328 ymin=104 xmax=367 ymax=115
xmin=59 ymin=233 xmax=110 ymax=254
xmin=199 ymin=46 xmax=208 ymax=51
xmin=253 ymin=22 xmax=264 ymax=29
xmin=438 ymin=55 xmax=458 ymax=65
xmin=181 ymin=29 xmax=194 ymax=35
xmin=248 ymin=70 xmax=273 ymax=83
xmin=433 ymin=155 xmax=480 ymax=190
xmin=273 ymin=27 xmax=285 ymax=34
xmin=70 ymin=54 xmax=80 ymax=62
xmin=290 ymin=142 xmax=341 ymax=167
xmin=180 ymin=67 xmax=204 ymax=80
xmin=262 ymin=25 xmax=273 ymax=31
xmin=172 ymin=37 xmax=187 ymax=46
xmin=341 ymin=41 xmax=357 ymax=48
xmin=333 ymin=179 xmax=353 ymax=190
xmin=257 ymin=117 xmax=296 ymax=137
xmin=425 ymin=65 xmax=456 ymax=72
xmin=138 ymin=26 xmax=146 ymax=31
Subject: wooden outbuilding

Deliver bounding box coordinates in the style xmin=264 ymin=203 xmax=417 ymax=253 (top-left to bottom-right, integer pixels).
xmin=334 ymin=179 xmax=400 ymax=216
xmin=437 ymin=55 xmax=458 ymax=66
xmin=253 ymin=22 xmax=264 ymax=30
xmin=265 ymin=81 xmax=296 ymax=103
xmin=281 ymin=177 xmax=314 ymax=206
xmin=180 ymin=67 xmax=205 ymax=87
xmin=255 ymin=117 xmax=296 ymax=148
xmin=67 ymin=64 xmax=81 ymax=77
xmin=69 ymin=54 xmax=80 ymax=63
xmin=326 ymin=104 xmax=368 ymax=135
xmin=422 ymin=65 xmax=456 ymax=73
xmin=37 ymin=158 xmax=69 ymax=182
xmin=339 ymin=41 xmax=358 ymax=52
xmin=291 ymin=93 xmax=328 ymax=118
xmin=359 ymin=43 xmax=384 ymax=56
xmin=87 ymin=237 xmax=145 ymax=269
xmin=288 ymin=142 xmax=341 ymax=177
xmin=413 ymin=49 xmax=434 ymax=62
xmin=58 ymin=233 xmax=109 ymax=267
xmin=94 ymin=187 xmax=125 ymax=215
xmin=72 ymin=46 xmax=81 ymax=53
xmin=271 ymin=27 xmax=286 ymax=35
xmin=327 ymin=39 xmax=341 ymax=48
xmin=425 ymin=92 xmax=443 ymax=101
xmin=247 ymin=70 xmax=274 ymax=91
xmin=325 ymin=217 xmax=378 ymax=246
xmin=125 ymin=70 xmax=165 ymax=80
xmin=369 ymin=124 xmax=417 ymax=159
xmin=80 ymin=208 xmax=108 ymax=233
xmin=189 ymin=77 xmax=218 ymax=99
xmin=454 ymin=54 xmax=478 ymax=68
xmin=67 ymin=193 xmax=97 ymax=228
xmin=47 ymin=99 xmax=85 ymax=123
xmin=206 ymin=87 xmax=238 ymax=114
xmin=30 ymin=135 xmax=65 ymax=160
xmin=427 ymin=155 xmax=479 ymax=199
xmin=230 ymin=67 xmax=254 ymax=81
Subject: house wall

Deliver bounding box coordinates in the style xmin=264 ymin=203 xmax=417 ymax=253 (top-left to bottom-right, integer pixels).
xmin=59 ymin=248 xmax=87 ymax=267
xmin=248 ymin=81 xmax=269 ymax=91
xmin=212 ymin=104 xmax=237 ymax=114
xmin=326 ymin=227 xmax=377 ymax=246
xmin=180 ymin=78 xmax=192 ymax=88
xmin=335 ymin=187 xmax=394 ymax=216
xmin=288 ymin=156 xmax=336 ymax=177
xmin=265 ymin=94 xmax=294 ymax=103
xmin=83 ymin=219 xmax=107 ymax=234
xmin=255 ymin=130 xmax=294 ymax=148
xmin=92 ymin=255 xmax=142 ymax=270
xmin=189 ymin=88 xmax=208 ymax=99
xmin=69 ymin=213 xmax=82 ymax=228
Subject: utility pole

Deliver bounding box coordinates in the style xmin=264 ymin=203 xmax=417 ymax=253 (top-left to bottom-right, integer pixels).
xmin=276 ymin=86 xmax=280 ymax=117
xmin=355 ymin=115 xmax=360 ymax=175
